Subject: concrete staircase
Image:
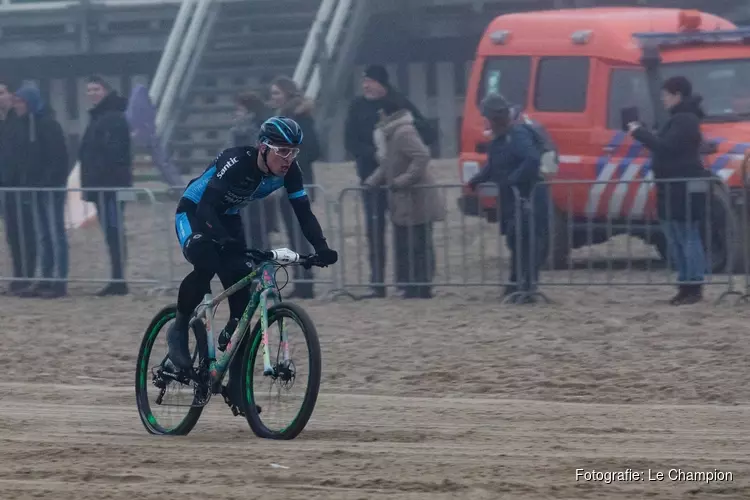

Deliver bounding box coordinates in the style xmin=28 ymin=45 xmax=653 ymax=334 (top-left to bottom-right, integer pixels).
xmin=169 ymin=0 xmax=322 ymax=174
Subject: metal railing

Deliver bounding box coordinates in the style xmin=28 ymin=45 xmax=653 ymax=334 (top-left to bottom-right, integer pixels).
xmin=150 ymin=0 xmax=197 ymax=108
xmin=293 ymin=0 xmax=337 ymax=91
xmin=154 ymin=0 xmax=216 ymax=140
xmin=2 ymin=177 xmax=748 ymax=305
xmin=0 ymin=0 xmax=189 ymax=10
xmin=295 ymin=0 xmax=360 ymax=101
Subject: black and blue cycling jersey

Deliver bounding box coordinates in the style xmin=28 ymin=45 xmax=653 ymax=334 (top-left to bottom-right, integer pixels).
xmin=175 ymin=146 xmax=327 ymax=252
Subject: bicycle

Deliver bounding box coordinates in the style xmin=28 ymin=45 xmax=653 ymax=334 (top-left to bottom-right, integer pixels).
xmin=135 ymin=247 xmax=325 ymax=440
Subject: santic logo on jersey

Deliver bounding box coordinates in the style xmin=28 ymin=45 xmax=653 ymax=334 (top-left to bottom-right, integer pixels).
xmin=216 ymin=157 xmax=239 ymax=179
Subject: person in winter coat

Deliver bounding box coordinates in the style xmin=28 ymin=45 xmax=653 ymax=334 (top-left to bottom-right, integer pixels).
xmin=1 ymin=84 xmax=70 ymax=297
xmin=268 ymin=76 xmax=322 ymax=299
xmin=468 ymin=94 xmax=549 ymax=302
xmin=363 ymin=95 xmax=446 ymax=299
xmin=7 ymin=85 xmax=70 ymax=298
xmin=345 ymin=65 xmax=436 ymax=298
xmin=0 ymin=78 xmax=14 ymax=222
xmin=628 ymin=76 xmax=710 ymax=305
xmin=225 ymin=90 xmax=278 ymax=250
xmin=79 ymin=75 xmax=132 ymax=296
xmin=0 ymin=84 xmax=34 ymax=295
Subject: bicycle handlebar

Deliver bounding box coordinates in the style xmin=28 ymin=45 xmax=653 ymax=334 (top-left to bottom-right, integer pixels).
xmin=245 ymin=247 xmax=321 ymax=268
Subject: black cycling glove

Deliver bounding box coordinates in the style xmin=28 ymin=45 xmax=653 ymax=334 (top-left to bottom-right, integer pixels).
xmin=315 ymin=248 xmax=338 ymax=267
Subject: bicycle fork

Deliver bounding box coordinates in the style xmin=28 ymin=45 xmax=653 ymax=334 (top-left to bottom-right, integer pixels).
xmin=259 ymin=290 xmax=291 ymax=376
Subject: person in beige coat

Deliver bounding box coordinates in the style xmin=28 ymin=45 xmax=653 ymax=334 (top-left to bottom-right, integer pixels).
xmin=364 ymin=96 xmax=446 ymax=298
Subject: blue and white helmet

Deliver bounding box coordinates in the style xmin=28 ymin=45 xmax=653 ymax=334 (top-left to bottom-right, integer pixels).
xmin=258 ymin=116 xmax=304 ymax=146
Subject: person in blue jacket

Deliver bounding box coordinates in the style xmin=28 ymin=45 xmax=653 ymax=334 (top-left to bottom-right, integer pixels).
xmin=468 ymin=93 xmax=549 ymax=301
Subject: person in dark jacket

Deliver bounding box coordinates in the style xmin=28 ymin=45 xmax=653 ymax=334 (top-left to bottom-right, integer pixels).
xmin=629 ymin=76 xmax=710 ymax=305
xmin=468 ymin=94 xmax=549 ymax=302
xmin=344 ymin=64 xmax=435 ymax=298
xmin=79 ymin=75 xmax=132 ymax=296
xmin=268 ymin=75 xmax=322 ymax=299
xmin=9 ymin=85 xmax=70 ymax=298
xmin=0 ymin=79 xmax=13 ymax=221
xmin=0 ymin=80 xmax=38 ymax=295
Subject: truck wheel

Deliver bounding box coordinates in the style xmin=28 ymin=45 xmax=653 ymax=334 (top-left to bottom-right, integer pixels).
xmin=543 ymin=207 xmax=572 ymax=270
xmin=703 ymin=185 xmax=735 ymax=274
xmin=653 ymin=185 xmax=736 ymax=275
xmin=732 ymin=201 xmax=750 ymax=275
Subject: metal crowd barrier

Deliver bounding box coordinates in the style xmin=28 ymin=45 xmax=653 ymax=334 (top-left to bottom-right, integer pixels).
xmin=1 ymin=177 xmax=745 ymax=305
xmin=530 ymin=177 xmax=741 ymax=305
xmin=329 ymin=178 xmax=743 ymax=305
xmin=332 ymin=183 xmax=518 ymax=300
xmin=0 ymin=187 xmax=169 ymax=295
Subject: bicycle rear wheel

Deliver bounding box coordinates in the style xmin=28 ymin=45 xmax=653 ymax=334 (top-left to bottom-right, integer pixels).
xmin=135 ymin=305 xmax=209 ymax=435
xmin=239 ymin=302 xmax=322 ymax=440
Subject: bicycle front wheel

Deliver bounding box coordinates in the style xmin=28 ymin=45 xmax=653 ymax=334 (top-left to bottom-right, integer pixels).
xmin=239 ymin=302 xmax=322 ymax=440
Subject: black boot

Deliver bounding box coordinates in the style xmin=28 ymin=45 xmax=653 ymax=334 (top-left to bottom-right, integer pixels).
xmin=680 ymin=284 xmax=703 ymax=305
xmin=669 ymin=285 xmax=689 ymax=305
xmin=217 ymin=317 xmax=239 ymax=352
xmin=166 ymin=312 xmax=193 ymax=371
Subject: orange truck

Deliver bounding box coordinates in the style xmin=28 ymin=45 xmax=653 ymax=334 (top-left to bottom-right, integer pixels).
xmin=458 ymin=7 xmax=750 ymax=272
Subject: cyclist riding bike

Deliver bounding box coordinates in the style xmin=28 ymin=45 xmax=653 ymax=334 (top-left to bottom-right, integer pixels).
xmin=167 ymin=117 xmax=338 ymax=385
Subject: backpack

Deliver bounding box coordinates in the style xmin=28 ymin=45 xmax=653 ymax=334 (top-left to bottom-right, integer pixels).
xmin=413 ymin=114 xmax=437 ymax=147
xmin=515 ymin=117 xmax=559 ymax=176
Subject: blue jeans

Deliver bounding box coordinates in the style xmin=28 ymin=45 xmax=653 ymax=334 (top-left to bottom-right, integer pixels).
xmin=660 ymin=219 xmax=706 ymax=283
xmin=35 ymin=190 xmax=70 ymax=284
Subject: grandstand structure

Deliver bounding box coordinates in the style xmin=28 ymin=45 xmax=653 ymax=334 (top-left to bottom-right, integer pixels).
xmin=0 ymin=0 xmax=747 ymax=174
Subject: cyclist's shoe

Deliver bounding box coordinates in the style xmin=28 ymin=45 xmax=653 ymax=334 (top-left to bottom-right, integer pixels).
xmin=217 ymin=317 xmax=239 ymax=352
xmin=221 ymin=382 xmax=262 ymax=417
xmin=166 ymin=313 xmax=193 ymax=372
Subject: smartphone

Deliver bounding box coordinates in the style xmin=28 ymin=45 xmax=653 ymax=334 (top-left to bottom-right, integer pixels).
xmin=620 ymin=106 xmax=640 ymax=131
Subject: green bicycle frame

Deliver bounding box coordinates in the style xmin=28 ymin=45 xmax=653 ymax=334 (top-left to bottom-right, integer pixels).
xmin=189 ymin=260 xmax=290 ymax=394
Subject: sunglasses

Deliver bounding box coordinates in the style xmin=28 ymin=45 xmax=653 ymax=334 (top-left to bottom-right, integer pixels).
xmin=264 ymin=142 xmax=300 ymax=160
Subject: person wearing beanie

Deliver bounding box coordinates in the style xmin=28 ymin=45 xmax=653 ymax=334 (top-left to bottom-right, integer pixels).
xmin=79 ymin=74 xmax=133 ymax=296
xmin=468 ymin=93 xmax=549 ymax=303
xmin=344 ymin=64 xmax=435 ymax=298
xmin=2 ymin=83 xmax=70 ymax=297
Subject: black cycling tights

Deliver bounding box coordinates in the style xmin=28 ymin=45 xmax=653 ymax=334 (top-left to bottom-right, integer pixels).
xmin=176 ymin=240 xmax=251 ymax=323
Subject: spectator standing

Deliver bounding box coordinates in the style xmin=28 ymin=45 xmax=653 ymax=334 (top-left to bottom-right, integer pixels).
xmin=79 ymin=75 xmax=132 ymax=296
xmin=268 ymin=76 xmax=321 ymax=299
xmin=364 ymin=96 xmax=445 ymax=299
xmin=0 ymin=78 xmax=13 ymax=219
xmin=629 ymin=76 xmax=710 ymax=305
xmin=225 ymin=90 xmax=277 ymax=250
xmin=10 ymin=85 xmax=70 ymax=298
xmin=344 ymin=64 xmax=435 ymax=298
xmin=468 ymin=94 xmax=549 ymax=302
xmin=0 ymin=78 xmax=35 ymax=295
xmin=0 ymin=83 xmax=37 ymax=295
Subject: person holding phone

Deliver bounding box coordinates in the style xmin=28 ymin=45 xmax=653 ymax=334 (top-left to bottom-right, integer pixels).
xmin=626 ymin=76 xmax=710 ymax=305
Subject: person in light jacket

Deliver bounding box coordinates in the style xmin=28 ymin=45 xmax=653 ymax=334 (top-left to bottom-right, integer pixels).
xmin=364 ymin=95 xmax=446 ymax=299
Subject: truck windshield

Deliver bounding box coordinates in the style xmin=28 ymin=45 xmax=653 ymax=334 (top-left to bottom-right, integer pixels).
xmin=608 ymin=58 xmax=750 ymax=128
